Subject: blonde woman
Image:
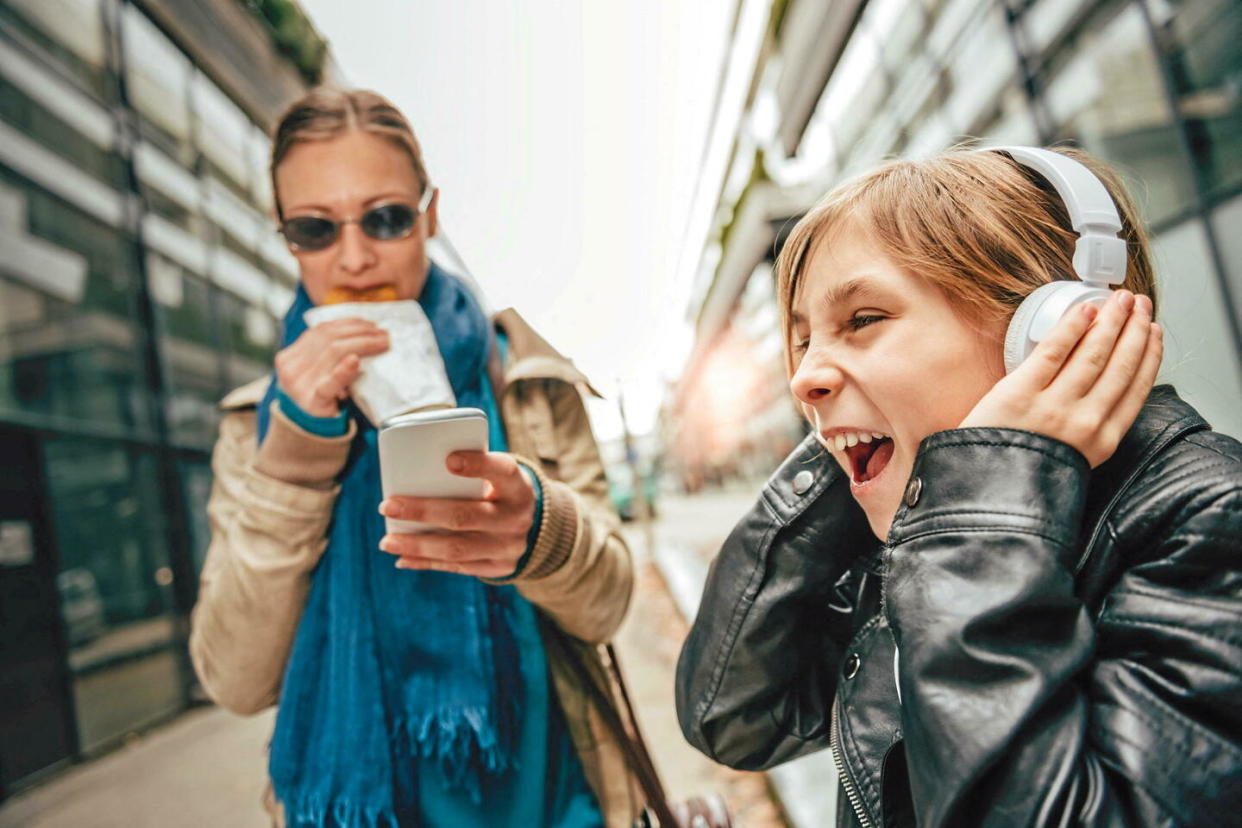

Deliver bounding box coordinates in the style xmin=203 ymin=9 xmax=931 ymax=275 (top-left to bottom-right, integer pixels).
xmin=191 ymin=88 xmax=640 ymax=827
xmin=676 ymin=147 xmax=1242 ymax=826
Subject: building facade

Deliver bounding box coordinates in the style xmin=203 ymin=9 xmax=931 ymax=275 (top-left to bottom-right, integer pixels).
xmin=668 ymin=0 xmax=1242 ymax=484
xmin=0 ymin=0 xmax=327 ymax=795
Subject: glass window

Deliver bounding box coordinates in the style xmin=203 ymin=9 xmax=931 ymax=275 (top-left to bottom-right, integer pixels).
xmin=121 ymin=5 xmax=192 ymax=159
xmin=1150 ymin=0 xmax=1242 ymax=201
xmin=0 ymin=170 xmax=153 ymax=434
xmin=217 ymin=289 xmax=274 ymax=389
xmin=191 ymin=72 xmax=254 ymax=200
xmin=1208 ymin=192 xmax=1242 ymax=351
xmin=820 ymin=32 xmax=887 ymax=156
xmin=150 ymin=254 xmax=223 ymax=448
xmin=0 ymin=76 xmax=126 ymax=192
xmin=43 ymin=440 xmax=182 ymax=752
xmin=1 ymin=0 xmax=108 ymax=97
xmin=1040 ymin=3 xmax=1196 ymax=226
xmin=1151 ymin=217 xmax=1242 ymax=440
xmin=178 ymin=459 xmax=213 ymax=576
xmin=943 ymin=4 xmax=1018 ymax=135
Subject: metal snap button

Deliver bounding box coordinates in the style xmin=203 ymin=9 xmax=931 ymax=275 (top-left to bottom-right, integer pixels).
xmin=904 ymin=476 xmax=923 ymax=507
xmin=792 ymin=469 xmax=814 ymax=495
xmin=844 ymin=653 xmax=861 ymax=680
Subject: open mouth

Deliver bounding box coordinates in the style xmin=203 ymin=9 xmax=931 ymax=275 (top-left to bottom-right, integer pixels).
xmin=841 ymin=435 xmax=895 ymax=485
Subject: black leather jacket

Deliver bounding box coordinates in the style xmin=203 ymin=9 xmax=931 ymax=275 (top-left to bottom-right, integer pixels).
xmin=676 ymin=387 xmax=1242 ymax=826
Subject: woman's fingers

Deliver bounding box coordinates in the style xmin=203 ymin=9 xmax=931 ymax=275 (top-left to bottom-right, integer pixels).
xmin=1052 ymin=290 xmax=1135 ymax=399
xmin=393 ymin=557 xmax=516 ymax=578
xmin=379 ymin=530 xmax=508 ymax=560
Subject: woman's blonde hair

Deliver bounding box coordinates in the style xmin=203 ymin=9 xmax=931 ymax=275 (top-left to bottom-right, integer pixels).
xmin=269 ymin=87 xmax=430 ymax=218
xmin=775 ymin=145 xmax=1157 ymax=374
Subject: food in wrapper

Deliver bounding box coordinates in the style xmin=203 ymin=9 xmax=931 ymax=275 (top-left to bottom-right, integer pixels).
xmin=303 ymin=300 xmax=455 ymax=426
xmin=323 ymin=285 xmax=400 ymax=304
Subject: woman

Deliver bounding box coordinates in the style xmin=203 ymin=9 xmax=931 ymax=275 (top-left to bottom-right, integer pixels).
xmin=675 ymin=146 xmax=1242 ymax=826
xmin=190 ymin=88 xmax=641 ymax=827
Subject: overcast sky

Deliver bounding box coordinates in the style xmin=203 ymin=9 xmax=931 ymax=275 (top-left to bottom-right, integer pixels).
xmin=296 ymin=0 xmax=734 ymax=440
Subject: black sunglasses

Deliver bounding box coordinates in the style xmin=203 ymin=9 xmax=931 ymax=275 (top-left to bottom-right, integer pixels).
xmin=280 ymin=188 xmax=435 ymax=252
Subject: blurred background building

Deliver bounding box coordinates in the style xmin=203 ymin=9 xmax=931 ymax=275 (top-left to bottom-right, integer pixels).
xmin=0 ymin=0 xmax=337 ymax=797
xmin=666 ymin=0 xmax=1242 ymax=489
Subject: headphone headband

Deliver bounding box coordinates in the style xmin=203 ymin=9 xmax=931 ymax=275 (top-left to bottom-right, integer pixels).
xmin=990 ymin=146 xmax=1127 ymax=288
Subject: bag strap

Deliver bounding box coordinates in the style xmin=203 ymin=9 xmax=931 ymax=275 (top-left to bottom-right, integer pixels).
xmin=548 ymin=633 xmax=679 ymax=827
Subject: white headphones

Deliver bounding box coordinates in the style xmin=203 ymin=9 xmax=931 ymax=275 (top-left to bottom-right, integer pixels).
xmin=992 ymin=146 xmax=1128 ymax=373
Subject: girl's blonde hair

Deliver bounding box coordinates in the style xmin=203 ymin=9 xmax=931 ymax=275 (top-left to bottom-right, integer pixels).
xmin=269 ymin=87 xmax=430 ymax=218
xmin=775 ymin=146 xmax=1157 ymax=374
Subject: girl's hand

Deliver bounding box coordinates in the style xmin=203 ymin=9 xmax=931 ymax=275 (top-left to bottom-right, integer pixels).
xmin=377 ymin=451 xmax=536 ymax=579
xmin=274 ymin=319 xmax=390 ymax=417
xmin=959 ymin=289 xmax=1163 ymax=468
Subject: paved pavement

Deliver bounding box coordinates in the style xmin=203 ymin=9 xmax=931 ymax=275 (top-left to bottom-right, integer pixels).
xmin=643 ymin=489 xmax=839 ymax=828
xmin=1 ymin=487 xmax=797 ymax=828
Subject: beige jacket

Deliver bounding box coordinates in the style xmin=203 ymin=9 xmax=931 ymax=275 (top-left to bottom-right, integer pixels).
xmin=190 ymin=308 xmax=643 ymax=826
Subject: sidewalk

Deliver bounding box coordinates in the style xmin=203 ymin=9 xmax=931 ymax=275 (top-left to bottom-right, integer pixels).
xmin=642 ymin=489 xmax=839 ymax=828
xmin=1 ymin=488 xmax=789 ymax=828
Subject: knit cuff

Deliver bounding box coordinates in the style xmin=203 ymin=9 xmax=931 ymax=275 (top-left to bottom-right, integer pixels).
xmin=254 ymin=401 xmax=356 ymax=489
xmin=483 ymin=456 xmax=576 ymax=585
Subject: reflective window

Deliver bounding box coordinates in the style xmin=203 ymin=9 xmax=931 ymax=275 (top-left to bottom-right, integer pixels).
xmin=218 ymin=290 xmax=274 ymax=389
xmin=1151 ymin=217 xmax=1242 ymax=440
xmin=150 ymin=254 xmax=222 ymax=448
xmin=122 ymin=5 xmax=192 ymax=159
xmin=1041 ymin=3 xmax=1196 ymax=226
xmin=1208 ymin=192 xmax=1242 ymax=349
xmin=178 ymin=459 xmax=213 ymax=575
xmin=1 ymin=0 xmax=108 ymax=97
xmin=943 ymin=4 xmax=1018 ymax=135
xmin=1150 ymin=0 xmax=1242 ymax=200
xmin=0 ymin=74 xmax=126 ymax=191
xmin=0 ymin=170 xmax=153 ymax=434
xmin=191 ymin=71 xmax=255 ymax=202
xmin=43 ymin=440 xmax=182 ymax=752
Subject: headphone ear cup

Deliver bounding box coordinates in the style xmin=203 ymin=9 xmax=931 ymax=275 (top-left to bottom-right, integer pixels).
xmin=1004 ymin=281 xmax=1112 ymax=373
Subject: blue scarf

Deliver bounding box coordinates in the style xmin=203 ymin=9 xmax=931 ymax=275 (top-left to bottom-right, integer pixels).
xmin=263 ymin=263 xmax=522 ymax=827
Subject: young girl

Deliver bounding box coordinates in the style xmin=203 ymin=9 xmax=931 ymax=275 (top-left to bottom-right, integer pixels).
xmin=675 ymin=146 xmax=1242 ymax=826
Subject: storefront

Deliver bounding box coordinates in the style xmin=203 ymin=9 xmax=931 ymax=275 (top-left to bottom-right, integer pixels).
xmin=0 ymin=0 xmax=318 ymax=795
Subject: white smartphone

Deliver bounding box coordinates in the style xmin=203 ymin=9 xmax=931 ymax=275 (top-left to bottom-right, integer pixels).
xmin=377 ymin=407 xmax=489 ymax=533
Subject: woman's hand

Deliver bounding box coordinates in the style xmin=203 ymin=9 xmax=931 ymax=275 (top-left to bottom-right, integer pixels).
xmin=959 ymin=289 xmax=1163 ymax=468
xmin=274 ymin=319 xmax=390 ymax=417
xmin=378 ymin=451 xmax=536 ymax=579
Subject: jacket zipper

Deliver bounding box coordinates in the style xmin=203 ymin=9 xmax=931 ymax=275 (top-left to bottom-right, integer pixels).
xmin=830 ymin=696 xmax=875 ymax=828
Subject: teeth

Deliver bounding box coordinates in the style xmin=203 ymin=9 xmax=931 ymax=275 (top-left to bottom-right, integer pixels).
xmin=826 ymin=430 xmax=891 ymax=452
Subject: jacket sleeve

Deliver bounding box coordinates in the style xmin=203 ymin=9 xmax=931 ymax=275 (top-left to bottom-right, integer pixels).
xmin=675 ymin=435 xmax=878 ymax=770
xmin=884 ymin=427 xmax=1242 ymax=827
xmin=484 ymin=379 xmax=633 ymax=645
xmin=189 ymin=404 xmax=354 ymax=714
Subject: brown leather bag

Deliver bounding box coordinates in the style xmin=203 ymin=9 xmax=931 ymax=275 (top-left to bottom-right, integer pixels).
xmin=555 ymin=636 xmax=734 ymax=828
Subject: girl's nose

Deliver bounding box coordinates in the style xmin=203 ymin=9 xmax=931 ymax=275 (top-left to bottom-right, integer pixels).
xmin=336 ymin=222 xmax=377 ymax=274
xmin=789 ymin=350 xmax=844 ymax=405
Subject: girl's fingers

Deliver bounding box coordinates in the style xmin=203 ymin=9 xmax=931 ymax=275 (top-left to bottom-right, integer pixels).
xmin=1103 ymin=322 xmax=1163 ymax=445
xmin=1013 ymin=298 xmax=1097 ymax=389
xmin=1080 ymin=297 xmax=1153 ymax=414
xmin=1052 ymin=290 xmax=1135 ymax=399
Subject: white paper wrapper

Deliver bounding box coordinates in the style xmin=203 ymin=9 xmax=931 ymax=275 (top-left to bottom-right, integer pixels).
xmin=303 ymin=300 xmax=455 ymax=427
